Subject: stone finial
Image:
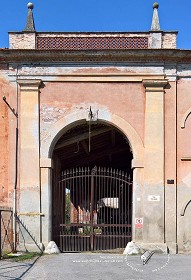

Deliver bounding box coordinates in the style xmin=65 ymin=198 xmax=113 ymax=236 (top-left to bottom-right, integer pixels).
xmin=151 ymin=2 xmax=160 ymax=31
xmin=24 ymin=2 xmax=36 ymax=32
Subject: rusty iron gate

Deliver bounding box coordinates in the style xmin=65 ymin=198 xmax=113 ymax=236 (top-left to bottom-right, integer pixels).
xmin=53 ymin=167 xmax=132 ymax=252
xmin=0 ymin=208 xmax=13 ymax=259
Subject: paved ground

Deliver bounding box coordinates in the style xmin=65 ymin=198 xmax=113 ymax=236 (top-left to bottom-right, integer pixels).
xmin=1 ymin=253 xmax=191 ymax=280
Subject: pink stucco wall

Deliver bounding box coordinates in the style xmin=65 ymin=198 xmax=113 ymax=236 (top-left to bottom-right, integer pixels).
xmin=40 ymin=82 xmax=145 ymax=142
xmin=0 ymin=78 xmax=9 ymax=206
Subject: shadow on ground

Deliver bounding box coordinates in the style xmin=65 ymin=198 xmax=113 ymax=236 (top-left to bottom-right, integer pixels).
xmin=0 ymin=256 xmax=40 ymax=280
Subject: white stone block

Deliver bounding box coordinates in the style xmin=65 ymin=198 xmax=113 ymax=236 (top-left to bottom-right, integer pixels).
xmin=123 ymin=241 xmax=140 ymax=255
xmin=44 ymin=241 xmax=60 ymax=254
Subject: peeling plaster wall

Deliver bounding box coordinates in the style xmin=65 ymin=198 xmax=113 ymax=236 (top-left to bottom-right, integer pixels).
xmin=162 ymin=33 xmax=177 ymax=49
xmin=39 ymin=81 xmax=145 ymax=145
xmin=176 ymin=70 xmax=191 ymax=252
xmin=0 ymin=68 xmax=18 ymax=209
xmin=13 ymin=65 xmax=165 ymax=76
xmin=9 ymin=33 xmax=36 ymax=49
xmin=0 ymin=76 xmax=11 ymax=207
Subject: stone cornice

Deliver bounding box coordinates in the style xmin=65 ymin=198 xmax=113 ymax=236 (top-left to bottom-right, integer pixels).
xmin=0 ymin=49 xmax=191 ymax=64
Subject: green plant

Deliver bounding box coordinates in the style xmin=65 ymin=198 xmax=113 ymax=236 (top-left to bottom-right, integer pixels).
xmin=78 ymin=226 xmax=91 ymax=235
xmin=4 ymin=252 xmax=41 ymax=262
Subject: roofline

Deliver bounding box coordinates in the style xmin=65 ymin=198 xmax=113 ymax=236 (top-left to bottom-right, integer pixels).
xmin=8 ymin=31 xmax=179 ymax=35
xmin=0 ymin=49 xmax=189 ymax=64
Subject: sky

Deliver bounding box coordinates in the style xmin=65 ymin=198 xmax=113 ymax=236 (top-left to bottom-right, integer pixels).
xmin=0 ymin=0 xmax=191 ymax=49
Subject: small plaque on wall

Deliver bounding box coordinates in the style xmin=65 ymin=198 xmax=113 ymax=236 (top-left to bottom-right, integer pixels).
xmin=148 ymin=195 xmax=160 ymax=202
xmin=167 ymin=179 xmax=174 ymax=184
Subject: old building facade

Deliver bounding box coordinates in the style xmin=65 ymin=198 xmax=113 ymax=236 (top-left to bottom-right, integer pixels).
xmin=1 ymin=3 xmax=191 ymax=254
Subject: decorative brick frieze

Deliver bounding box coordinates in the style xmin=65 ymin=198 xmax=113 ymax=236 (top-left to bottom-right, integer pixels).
xmin=37 ymin=36 xmax=149 ymax=50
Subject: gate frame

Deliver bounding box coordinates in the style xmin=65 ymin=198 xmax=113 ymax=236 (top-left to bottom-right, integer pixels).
xmin=54 ymin=166 xmax=133 ymax=252
xmin=40 ymin=110 xmax=144 ymax=247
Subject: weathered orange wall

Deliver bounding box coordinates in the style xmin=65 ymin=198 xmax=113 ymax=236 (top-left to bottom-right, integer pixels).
xmin=165 ymin=81 xmax=177 ymax=183
xmin=40 ymin=82 xmax=145 ymax=142
xmin=0 ymin=78 xmax=9 ymax=206
xmin=177 ymin=79 xmax=191 ymax=181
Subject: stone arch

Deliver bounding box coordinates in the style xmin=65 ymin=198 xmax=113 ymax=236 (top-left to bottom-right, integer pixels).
xmin=181 ymin=108 xmax=191 ymax=129
xmin=40 ymin=108 xmax=144 ymax=244
xmin=40 ymin=109 xmax=144 ymax=167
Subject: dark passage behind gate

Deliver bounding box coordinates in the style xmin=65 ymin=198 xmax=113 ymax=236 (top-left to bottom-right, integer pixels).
xmin=53 ymin=167 xmax=132 ymax=252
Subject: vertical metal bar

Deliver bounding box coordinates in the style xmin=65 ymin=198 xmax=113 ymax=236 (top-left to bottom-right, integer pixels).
xmin=84 ymin=168 xmax=86 ymax=228
xmin=62 ymin=180 xmax=66 ymax=251
xmin=87 ymin=168 xmax=90 ymax=251
xmin=62 ymin=178 xmax=65 ymax=250
xmin=127 ymin=180 xmax=129 ymax=238
xmin=120 ymin=174 xmax=123 ymax=246
xmin=61 ymin=177 xmax=63 ymax=251
xmin=115 ymin=176 xmax=117 ymax=249
xmin=112 ymin=172 xmax=115 ymax=249
xmin=105 ymin=168 xmax=107 ymax=248
xmin=123 ymin=179 xmax=125 ymax=231
xmin=121 ymin=179 xmax=123 ymax=230
xmin=84 ymin=171 xmax=87 ymax=252
xmin=125 ymin=180 xmax=127 ymax=237
xmin=98 ymin=167 xmax=101 ymax=250
xmin=102 ymin=168 xmax=105 ymax=249
xmin=58 ymin=180 xmax=60 ymax=251
xmin=81 ymin=169 xmax=83 ymax=252
xmin=130 ymin=180 xmax=133 ymax=238
xmin=72 ymin=169 xmax=75 ymax=252
xmin=109 ymin=173 xmax=112 ymax=249
xmin=90 ymin=171 xmax=94 ymax=251
xmin=59 ymin=180 xmax=62 ymax=252
xmin=78 ymin=168 xmax=81 ymax=252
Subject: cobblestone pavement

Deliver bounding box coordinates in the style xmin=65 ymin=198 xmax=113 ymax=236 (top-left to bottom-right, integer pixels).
xmin=1 ymin=253 xmax=191 ymax=280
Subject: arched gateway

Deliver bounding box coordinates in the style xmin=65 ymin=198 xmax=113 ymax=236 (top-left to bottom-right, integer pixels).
xmin=40 ymin=110 xmax=144 ymax=252
xmin=52 ymin=122 xmax=133 ymax=251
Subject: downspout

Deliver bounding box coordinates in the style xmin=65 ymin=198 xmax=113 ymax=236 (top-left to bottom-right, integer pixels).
xmin=175 ymin=73 xmax=178 ymax=252
xmin=164 ymin=78 xmax=166 ymax=244
xmin=13 ymin=65 xmax=19 ymax=251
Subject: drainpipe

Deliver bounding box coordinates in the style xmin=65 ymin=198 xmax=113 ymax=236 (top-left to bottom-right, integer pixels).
xmin=13 ymin=66 xmax=19 ymax=251
xmin=175 ymin=74 xmax=178 ymax=252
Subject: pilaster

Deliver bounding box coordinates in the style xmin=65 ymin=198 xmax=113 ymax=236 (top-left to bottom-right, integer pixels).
xmin=143 ymin=79 xmax=168 ymax=244
xmin=17 ymin=79 xmax=42 ymax=249
xmin=40 ymin=158 xmax=53 ymax=246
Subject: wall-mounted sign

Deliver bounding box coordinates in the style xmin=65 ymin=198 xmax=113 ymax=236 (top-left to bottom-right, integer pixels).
xmin=135 ymin=217 xmax=143 ymax=228
xmin=148 ymin=195 xmax=160 ymax=202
